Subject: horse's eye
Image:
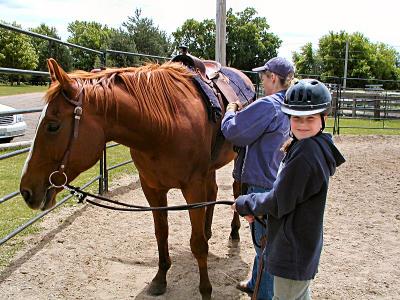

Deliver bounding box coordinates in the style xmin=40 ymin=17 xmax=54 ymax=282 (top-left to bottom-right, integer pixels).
xmin=47 ymin=122 xmax=60 ymax=133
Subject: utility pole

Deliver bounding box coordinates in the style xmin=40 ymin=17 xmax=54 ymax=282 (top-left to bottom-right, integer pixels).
xmin=215 ymin=0 xmax=226 ymax=66
xmin=343 ymin=39 xmax=349 ymax=89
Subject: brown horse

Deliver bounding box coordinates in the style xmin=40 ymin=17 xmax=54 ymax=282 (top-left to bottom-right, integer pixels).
xmin=20 ymin=58 xmax=250 ymax=299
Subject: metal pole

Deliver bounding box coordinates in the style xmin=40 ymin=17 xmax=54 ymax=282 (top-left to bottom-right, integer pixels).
xmin=343 ymin=39 xmax=349 ymax=89
xmin=99 ymin=154 xmax=104 ymax=195
xmin=215 ymin=0 xmax=226 ymax=66
xmin=103 ymin=146 xmax=109 ymax=192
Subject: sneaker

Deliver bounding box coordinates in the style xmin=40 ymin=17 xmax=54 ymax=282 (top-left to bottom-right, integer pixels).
xmin=236 ymin=280 xmax=253 ymax=295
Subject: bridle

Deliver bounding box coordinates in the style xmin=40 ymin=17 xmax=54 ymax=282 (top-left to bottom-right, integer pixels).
xmin=48 ymin=84 xmax=84 ymax=189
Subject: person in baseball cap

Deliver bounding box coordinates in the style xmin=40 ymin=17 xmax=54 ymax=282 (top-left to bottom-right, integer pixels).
xmin=222 ymin=56 xmax=295 ymax=299
xmin=252 ymin=57 xmax=295 ymax=78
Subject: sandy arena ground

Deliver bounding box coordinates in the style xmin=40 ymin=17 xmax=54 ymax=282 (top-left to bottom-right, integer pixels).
xmin=0 ymin=135 xmax=399 ymax=299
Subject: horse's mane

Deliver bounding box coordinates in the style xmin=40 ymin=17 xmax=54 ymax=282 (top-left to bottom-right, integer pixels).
xmin=45 ymin=62 xmax=197 ymax=133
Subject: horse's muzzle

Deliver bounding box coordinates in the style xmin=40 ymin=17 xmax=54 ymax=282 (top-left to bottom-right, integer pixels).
xmin=20 ymin=188 xmax=33 ymax=206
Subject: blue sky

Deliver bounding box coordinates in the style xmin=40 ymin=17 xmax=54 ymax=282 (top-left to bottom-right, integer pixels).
xmin=0 ymin=0 xmax=399 ymax=62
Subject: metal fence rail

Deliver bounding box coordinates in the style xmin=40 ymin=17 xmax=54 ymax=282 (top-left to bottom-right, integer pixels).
xmin=0 ymin=176 xmax=100 ymax=246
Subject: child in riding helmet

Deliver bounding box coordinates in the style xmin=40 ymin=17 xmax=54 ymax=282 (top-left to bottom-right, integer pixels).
xmin=233 ymin=79 xmax=345 ymax=300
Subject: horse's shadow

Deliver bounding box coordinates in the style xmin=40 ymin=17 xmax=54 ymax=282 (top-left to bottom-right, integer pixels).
xmin=105 ymin=240 xmax=250 ymax=300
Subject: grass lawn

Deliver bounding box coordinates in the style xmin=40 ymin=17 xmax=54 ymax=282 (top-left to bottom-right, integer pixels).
xmin=0 ymin=84 xmax=48 ymax=96
xmin=326 ymin=117 xmax=400 ymax=135
xmin=0 ymin=144 xmax=135 ymax=270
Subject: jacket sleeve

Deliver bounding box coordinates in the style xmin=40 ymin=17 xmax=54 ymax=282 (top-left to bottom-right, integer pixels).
xmin=221 ymin=100 xmax=276 ymax=146
xmin=235 ymin=145 xmax=324 ymax=219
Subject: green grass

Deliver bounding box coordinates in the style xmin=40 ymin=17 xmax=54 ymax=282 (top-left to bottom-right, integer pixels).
xmin=0 ymin=84 xmax=48 ymax=96
xmin=0 ymin=144 xmax=136 ymax=270
xmin=325 ymin=117 xmax=400 ymax=135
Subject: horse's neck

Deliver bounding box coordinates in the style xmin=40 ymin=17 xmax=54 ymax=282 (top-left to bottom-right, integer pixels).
xmin=102 ymin=91 xmax=168 ymax=150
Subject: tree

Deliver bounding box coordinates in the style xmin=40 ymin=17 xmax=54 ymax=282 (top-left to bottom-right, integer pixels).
xmin=122 ymin=9 xmax=172 ymax=60
xmin=106 ymin=28 xmax=139 ymax=67
xmin=293 ymin=31 xmax=400 ymax=88
xmin=226 ymin=7 xmax=281 ymax=70
xmin=172 ymin=19 xmax=216 ymax=59
xmin=67 ymin=21 xmax=112 ymax=70
xmin=172 ymin=7 xmax=281 ymax=70
xmin=292 ymin=42 xmax=322 ymax=75
xmin=29 ymin=23 xmax=72 ymax=85
xmin=30 ymin=23 xmax=72 ymax=72
xmin=371 ymin=43 xmax=399 ymax=89
xmin=0 ymin=21 xmax=38 ymax=85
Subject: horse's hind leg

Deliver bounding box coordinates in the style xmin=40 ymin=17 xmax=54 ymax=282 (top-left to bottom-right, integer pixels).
xmin=230 ymin=180 xmax=242 ymax=241
xmin=182 ymin=180 xmax=212 ymax=300
xmin=204 ymin=170 xmax=217 ymax=241
xmin=140 ymin=177 xmax=170 ymax=296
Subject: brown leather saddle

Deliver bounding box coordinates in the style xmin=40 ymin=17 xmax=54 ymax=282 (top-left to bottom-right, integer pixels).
xmin=171 ymin=53 xmax=246 ymax=107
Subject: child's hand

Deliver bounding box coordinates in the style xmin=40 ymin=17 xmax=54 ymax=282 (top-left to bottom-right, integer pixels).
xmin=244 ymin=215 xmax=255 ymax=223
xmin=232 ymin=204 xmax=255 ymax=223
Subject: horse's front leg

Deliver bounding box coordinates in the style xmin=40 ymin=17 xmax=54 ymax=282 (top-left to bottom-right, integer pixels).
xmin=140 ymin=177 xmax=171 ymax=296
xmin=230 ymin=180 xmax=242 ymax=241
xmin=182 ymin=180 xmax=212 ymax=300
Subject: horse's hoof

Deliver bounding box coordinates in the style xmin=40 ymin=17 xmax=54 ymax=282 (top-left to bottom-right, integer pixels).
xmin=229 ymin=232 xmax=240 ymax=242
xmin=201 ymin=294 xmax=212 ymax=300
xmin=147 ymin=280 xmax=167 ymax=296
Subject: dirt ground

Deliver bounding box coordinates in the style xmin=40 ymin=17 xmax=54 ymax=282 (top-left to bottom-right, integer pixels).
xmin=0 ymin=135 xmax=399 ymax=300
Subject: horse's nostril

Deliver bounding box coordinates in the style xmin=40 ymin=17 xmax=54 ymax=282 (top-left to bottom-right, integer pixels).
xmin=20 ymin=188 xmax=32 ymax=203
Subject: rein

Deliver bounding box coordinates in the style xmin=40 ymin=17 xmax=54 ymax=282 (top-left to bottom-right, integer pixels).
xmin=64 ymin=184 xmax=234 ymax=212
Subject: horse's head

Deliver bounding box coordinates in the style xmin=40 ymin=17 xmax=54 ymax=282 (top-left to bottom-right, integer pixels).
xmin=20 ymin=59 xmax=106 ymax=210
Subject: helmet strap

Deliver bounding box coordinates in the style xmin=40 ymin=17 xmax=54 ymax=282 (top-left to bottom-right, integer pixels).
xmin=320 ymin=114 xmax=326 ymax=132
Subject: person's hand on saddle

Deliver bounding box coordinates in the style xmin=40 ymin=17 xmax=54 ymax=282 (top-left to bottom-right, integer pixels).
xmin=226 ymin=101 xmax=243 ymax=112
xmin=231 ymin=203 xmax=255 ymax=223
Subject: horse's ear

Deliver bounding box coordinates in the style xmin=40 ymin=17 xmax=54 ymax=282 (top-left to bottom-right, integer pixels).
xmin=47 ymin=59 xmax=57 ymax=82
xmin=47 ymin=58 xmax=73 ymax=87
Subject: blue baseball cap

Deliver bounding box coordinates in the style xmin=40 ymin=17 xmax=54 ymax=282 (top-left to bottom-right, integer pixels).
xmin=252 ymin=57 xmax=294 ymax=77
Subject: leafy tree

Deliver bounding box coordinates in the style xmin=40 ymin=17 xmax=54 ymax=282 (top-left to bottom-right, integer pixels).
xmin=371 ymin=43 xmax=399 ymax=89
xmin=67 ymin=21 xmax=112 ymax=70
xmin=106 ymin=28 xmax=139 ymax=67
xmin=293 ymin=31 xmax=400 ymax=88
xmin=292 ymin=42 xmax=322 ymax=75
xmin=30 ymin=23 xmax=72 ymax=72
xmin=29 ymin=23 xmax=72 ymax=85
xmin=226 ymin=7 xmax=281 ymax=70
xmin=172 ymin=19 xmax=216 ymax=59
xmin=122 ymin=9 xmax=172 ymax=60
xmin=0 ymin=21 xmax=38 ymax=85
xmin=172 ymin=7 xmax=281 ymax=70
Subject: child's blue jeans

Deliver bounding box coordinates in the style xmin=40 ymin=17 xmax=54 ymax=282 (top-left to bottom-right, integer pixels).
xmin=246 ymin=185 xmax=274 ymax=300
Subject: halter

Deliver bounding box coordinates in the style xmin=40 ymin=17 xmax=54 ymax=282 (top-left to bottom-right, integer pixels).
xmin=48 ymin=84 xmax=84 ymax=188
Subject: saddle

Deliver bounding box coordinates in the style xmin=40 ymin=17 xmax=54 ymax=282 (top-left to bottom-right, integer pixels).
xmin=171 ymin=53 xmax=255 ymax=118
xmin=171 ymin=51 xmax=256 ymax=161
xmin=171 ymin=54 xmax=220 ymax=81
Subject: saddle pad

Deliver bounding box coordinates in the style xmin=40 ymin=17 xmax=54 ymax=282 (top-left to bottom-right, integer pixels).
xmin=192 ymin=76 xmax=222 ymax=121
xmin=219 ymin=67 xmax=256 ymax=106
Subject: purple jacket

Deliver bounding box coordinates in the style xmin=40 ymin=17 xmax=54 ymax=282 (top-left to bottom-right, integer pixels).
xmin=222 ymin=91 xmax=290 ymax=189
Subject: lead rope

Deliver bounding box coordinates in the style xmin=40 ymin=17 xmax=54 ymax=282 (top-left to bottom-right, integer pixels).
xmin=63 ymin=184 xmax=235 ymax=211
